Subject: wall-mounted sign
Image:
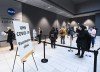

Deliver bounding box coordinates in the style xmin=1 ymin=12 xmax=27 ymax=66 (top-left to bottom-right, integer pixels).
xmin=7 ymin=8 xmax=15 ymax=15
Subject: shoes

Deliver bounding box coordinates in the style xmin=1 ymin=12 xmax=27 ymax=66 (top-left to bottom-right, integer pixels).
xmin=92 ymin=45 xmax=94 ymax=48
xmin=9 ymin=49 xmax=13 ymax=51
xmin=75 ymin=53 xmax=80 ymax=55
xmin=79 ymin=55 xmax=83 ymax=58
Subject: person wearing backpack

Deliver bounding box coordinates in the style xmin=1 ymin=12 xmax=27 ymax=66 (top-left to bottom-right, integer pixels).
xmin=49 ymin=27 xmax=56 ymax=48
xmin=59 ymin=26 xmax=66 ymax=44
xmin=4 ymin=27 xmax=14 ymax=51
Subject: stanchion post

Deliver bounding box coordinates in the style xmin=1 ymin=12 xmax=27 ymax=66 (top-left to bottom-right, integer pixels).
xmin=23 ymin=61 xmax=24 ymax=72
xmin=12 ymin=47 xmax=18 ymax=72
xmin=44 ymin=35 xmax=47 ymax=46
xmin=68 ymin=35 xmax=73 ymax=52
xmin=23 ymin=61 xmax=26 ymax=72
xmin=94 ymin=50 xmax=98 ymax=72
xmin=41 ymin=41 xmax=48 ymax=63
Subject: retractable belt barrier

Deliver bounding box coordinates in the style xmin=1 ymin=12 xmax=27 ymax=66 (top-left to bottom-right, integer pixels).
xmin=41 ymin=41 xmax=100 ymax=72
xmin=0 ymin=40 xmax=7 ymax=42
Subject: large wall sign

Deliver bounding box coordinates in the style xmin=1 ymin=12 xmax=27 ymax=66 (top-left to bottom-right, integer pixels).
xmin=7 ymin=8 xmax=15 ymax=16
xmin=13 ymin=21 xmax=34 ymax=62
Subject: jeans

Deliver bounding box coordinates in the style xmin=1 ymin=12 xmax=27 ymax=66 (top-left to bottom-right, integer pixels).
xmin=91 ymin=37 xmax=95 ymax=47
xmin=61 ymin=36 xmax=65 ymax=44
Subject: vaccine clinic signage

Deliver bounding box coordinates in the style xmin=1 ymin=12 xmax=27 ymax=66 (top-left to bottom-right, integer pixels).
xmin=7 ymin=8 xmax=15 ymax=15
xmin=13 ymin=21 xmax=33 ymax=62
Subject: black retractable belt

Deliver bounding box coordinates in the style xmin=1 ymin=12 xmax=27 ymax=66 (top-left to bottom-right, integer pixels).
xmin=42 ymin=41 xmax=100 ymax=72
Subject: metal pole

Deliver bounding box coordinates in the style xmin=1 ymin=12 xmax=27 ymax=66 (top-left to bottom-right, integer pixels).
xmin=68 ymin=35 xmax=73 ymax=52
xmin=12 ymin=47 xmax=18 ymax=72
xmin=45 ymin=35 xmax=47 ymax=46
xmin=32 ymin=54 xmax=38 ymax=71
xmin=94 ymin=50 xmax=98 ymax=72
xmin=44 ymin=41 xmax=45 ymax=59
xmin=23 ymin=61 xmax=25 ymax=72
xmin=41 ymin=41 xmax=48 ymax=63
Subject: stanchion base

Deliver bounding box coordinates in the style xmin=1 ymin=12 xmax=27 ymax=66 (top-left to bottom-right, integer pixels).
xmin=41 ymin=59 xmax=48 ymax=63
xmin=68 ymin=49 xmax=73 ymax=52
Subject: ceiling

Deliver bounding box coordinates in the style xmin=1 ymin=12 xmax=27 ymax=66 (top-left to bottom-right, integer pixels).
xmin=16 ymin=0 xmax=100 ymax=18
xmin=71 ymin=0 xmax=90 ymax=4
xmin=17 ymin=0 xmax=74 ymax=18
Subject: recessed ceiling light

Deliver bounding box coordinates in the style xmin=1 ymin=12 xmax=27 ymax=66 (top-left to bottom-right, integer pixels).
xmin=47 ymin=6 xmax=51 ymax=8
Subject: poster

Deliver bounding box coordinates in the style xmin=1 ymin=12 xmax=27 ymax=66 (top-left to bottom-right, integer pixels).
xmin=13 ymin=21 xmax=33 ymax=62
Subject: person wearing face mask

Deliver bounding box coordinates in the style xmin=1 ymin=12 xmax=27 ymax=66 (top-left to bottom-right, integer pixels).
xmin=75 ymin=25 xmax=91 ymax=58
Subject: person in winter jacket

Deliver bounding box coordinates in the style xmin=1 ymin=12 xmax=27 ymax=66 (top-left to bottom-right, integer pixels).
xmin=75 ymin=25 xmax=91 ymax=58
xmin=59 ymin=26 xmax=66 ymax=44
xmin=4 ymin=27 xmax=14 ymax=51
xmin=49 ymin=27 xmax=57 ymax=48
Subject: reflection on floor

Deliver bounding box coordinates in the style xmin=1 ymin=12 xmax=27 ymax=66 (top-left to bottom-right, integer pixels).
xmin=0 ymin=36 xmax=100 ymax=72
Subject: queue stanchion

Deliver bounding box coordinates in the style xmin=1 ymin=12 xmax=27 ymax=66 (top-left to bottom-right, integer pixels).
xmin=41 ymin=41 xmax=99 ymax=72
xmin=93 ymin=50 xmax=98 ymax=72
xmin=68 ymin=35 xmax=73 ymax=52
xmin=44 ymin=35 xmax=47 ymax=46
xmin=41 ymin=41 xmax=48 ymax=63
xmin=23 ymin=61 xmax=26 ymax=72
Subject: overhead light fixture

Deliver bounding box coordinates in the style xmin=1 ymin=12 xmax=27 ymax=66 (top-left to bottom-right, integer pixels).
xmin=68 ymin=22 xmax=70 ymax=24
xmin=47 ymin=6 xmax=51 ymax=8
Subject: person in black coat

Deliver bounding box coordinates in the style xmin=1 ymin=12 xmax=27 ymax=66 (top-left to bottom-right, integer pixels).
xmin=55 ymin=28 xmax=58 ymax=39
xmin=68 ymin=27 xmax=74 ymax=40
xmin=38 ymin=27 xmax=42 ymax=44
xmin=49 ymin=27 xmax=56 ymax=48
xmin=4 ymin=27 xmax=14 ymax=51
xmin=75 ymin=25 xmax=91 ymax=58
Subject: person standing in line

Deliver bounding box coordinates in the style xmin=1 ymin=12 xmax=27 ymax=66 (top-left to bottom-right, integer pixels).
xmin=55 ymin=28 xmax=58 ymax=39
xmin=93 ymin=26 xmax=98 ymax=43
xmin=4 ymin=27 xmax=15 ymax=51
xmin=38 ymin=27 xmax=42 ymax=44
xmin=66 ymin=27 xmax=69 ymax=38
xmin=49 ymin=27 xmax=56 ymax=48
xmin=75 ymin=25 xmax=91 ymax=58
xmin=90 ymin=26 xmax=96 ymax=48
xmin=59 ymin=26 xmax=66 ymax=44
xmin=68 ymin=26 xmax=74 ymax=40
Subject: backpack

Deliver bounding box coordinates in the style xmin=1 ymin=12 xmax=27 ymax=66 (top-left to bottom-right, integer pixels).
xmin=12 ymin=32 xmax=15 ymax=40
xmin=59 ymin=29 xmax=64 ymax=34
xmin=50 ymin=32 xmax=55 ymax=38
